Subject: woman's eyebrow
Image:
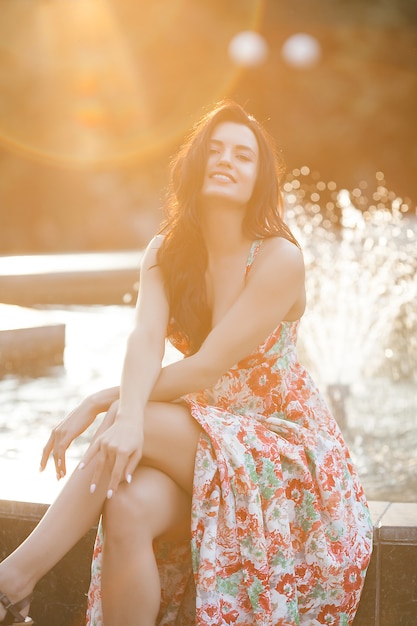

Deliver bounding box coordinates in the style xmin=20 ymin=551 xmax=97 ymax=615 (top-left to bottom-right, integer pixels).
xmin=209 ymin=138 xmax=256 ymax=155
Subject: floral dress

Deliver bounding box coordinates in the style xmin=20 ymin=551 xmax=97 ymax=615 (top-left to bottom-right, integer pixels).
xmin=86 ymin=240 xmax=373 ymax=626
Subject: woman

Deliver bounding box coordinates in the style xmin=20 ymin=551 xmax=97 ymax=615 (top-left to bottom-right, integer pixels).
xmin=0 ymin=100 xmax=372 ymax=625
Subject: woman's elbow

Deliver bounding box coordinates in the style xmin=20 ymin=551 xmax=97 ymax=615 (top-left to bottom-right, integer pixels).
xmin=125 ymin=327 xmax=165 ymax=362
xmin=193 ymin=353 xmax=224 ymax=390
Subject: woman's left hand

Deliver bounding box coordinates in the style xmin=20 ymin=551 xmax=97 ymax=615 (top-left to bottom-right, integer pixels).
xmin=80 ymin=415 xmax=144 ymax=498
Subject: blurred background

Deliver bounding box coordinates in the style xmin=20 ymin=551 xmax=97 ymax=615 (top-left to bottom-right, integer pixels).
xmin=0 ymin=0 xmax=416 ymax=254
xmin=0 ymin=0 xmax=416 ymax=505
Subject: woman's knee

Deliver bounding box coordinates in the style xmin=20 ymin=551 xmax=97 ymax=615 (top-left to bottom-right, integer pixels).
xmin=102 ymin=466 xmax=190 ymax=543
xmin=103 ymin=474 xmax=157 ymax=541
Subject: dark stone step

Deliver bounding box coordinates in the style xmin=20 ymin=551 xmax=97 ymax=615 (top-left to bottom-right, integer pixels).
xmin=0 ymin=500 xmax=95 ymax=626
xmin=353 ymin=501 xmax=417 ymax=626
xmin=0 ymin=499 xmax=416 ymax=625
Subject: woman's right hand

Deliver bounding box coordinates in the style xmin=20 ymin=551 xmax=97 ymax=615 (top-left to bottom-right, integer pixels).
xmin=39 ymin=392 xmax=113 ymax=479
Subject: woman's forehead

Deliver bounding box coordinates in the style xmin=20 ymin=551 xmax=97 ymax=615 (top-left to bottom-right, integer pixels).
xmin=209 ymin=121 xmax=258 ymax=152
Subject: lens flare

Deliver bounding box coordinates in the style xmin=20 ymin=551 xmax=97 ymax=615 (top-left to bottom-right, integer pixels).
xmin=228 ymin=30 xmax=268 ymax=67
xmin=0 ymin=0 xmax=264 ymax=168
xmin=281 ymin=33 xmax=321 ymax=68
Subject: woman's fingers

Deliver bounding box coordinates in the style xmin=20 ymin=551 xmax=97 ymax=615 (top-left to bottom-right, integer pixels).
xmin=106 ymin=452 xmax=130 ymax=498
xmin=80 ymin=439 xmax=141 ymax=497
xmin=88 ymin=447 xmax=108 ymax=495
xmin=79 ymin=437 xmax=99 ymax=471
xmin=86 ymin=443 xmax=128 ymax=498
xmin=53 ymin=444 xmax=67 ymax=479
xmin=78 ymin=400 xmax=118 ymax=469
xmin=79 ymin=412 xmax=143 ymax=496
xmin=40 ymin=420 xmax=79 ymax=478
xmin=41 ymin=396 xmax=119 ymax=482
xmin=40 ymin=394 xmax=104 ymax=476
xmin=39 ymin=433 xmax=54 ymax=472
xmin=125 ymin=450 xmax=142 ymax=484
xmin=40 ymin=429 xmax=67 ymax=478
xmin=105 ymin=446 xmax=142 ymax=497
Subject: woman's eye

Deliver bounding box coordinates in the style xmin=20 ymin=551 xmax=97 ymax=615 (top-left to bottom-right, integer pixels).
xmin=237 ymin=153 xmax=250 ymax=161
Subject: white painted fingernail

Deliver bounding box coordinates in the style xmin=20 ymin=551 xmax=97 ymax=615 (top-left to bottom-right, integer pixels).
xmin=107 ymin=489 xmax=113 ymax=499
xmin=57 ymin=459 xmax=62 ymax=467
xmin=126 ymin=474 xmax=132 ymax=484
xmin=90 ymin=483 xmax=96 ymax=494
xmin=60 ymin=470 xmax=65 ymax=478
xmin=78 ymin=462 xmax=85 ymax=470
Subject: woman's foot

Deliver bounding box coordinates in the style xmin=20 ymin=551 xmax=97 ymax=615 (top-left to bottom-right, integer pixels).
xmin=0 ymin=591 xmax=33 ymax=624
xmin=0 ymin=560 xmax=36 ymax=625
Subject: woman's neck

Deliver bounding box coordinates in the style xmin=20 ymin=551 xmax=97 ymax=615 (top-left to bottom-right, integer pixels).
xmin=200 ymin=201 xmax=249 ymax=257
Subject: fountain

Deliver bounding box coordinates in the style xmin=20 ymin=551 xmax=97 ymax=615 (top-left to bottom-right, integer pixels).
xmin=283 ymin=169 xmax=417 ymax=433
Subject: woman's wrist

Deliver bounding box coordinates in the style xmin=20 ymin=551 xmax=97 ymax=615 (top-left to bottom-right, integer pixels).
xmin=115 ymin=406 xmax=144 ymax=426
xmin=87 ymin=387 xmax=119 ymax=415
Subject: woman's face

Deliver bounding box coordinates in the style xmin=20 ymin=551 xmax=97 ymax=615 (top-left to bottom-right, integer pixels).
xmin=201 ymin=121 xmax=259 ymax=208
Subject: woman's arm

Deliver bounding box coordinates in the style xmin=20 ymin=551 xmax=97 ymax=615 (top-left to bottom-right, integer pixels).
xmin=81 ymin=237 xmax=304 ymax=493
xmin=116 ymin=236 xmax=170 ymax=421
xmin=39 ymin=386 xmax=120 ymax=478
xmin=39 ymin=234 xmax=168 ymax=479
xmin=40 ymin=234 xmax=170 ymax=479
xmin=151 ymin=237 xmax=305 ymax=402
xmin=80 ymin=236 xmax=170 ymax=489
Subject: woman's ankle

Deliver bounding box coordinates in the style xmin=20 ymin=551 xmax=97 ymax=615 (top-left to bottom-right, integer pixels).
xmin=0 ymin=563 xmax=34 ymax=616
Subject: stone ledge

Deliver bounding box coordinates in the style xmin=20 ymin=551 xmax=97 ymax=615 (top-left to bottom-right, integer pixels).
xmin=375 ymin=501 xmax=417 ymax=544
xmin=0 ymin=499 xmax=416 ymax=625
xmin=0 ymin=251 xmax=142 ymax=305
xmin=0 ymin=305 xmax=65 ymax=377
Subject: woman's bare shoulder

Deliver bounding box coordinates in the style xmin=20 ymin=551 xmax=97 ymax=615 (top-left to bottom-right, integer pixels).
xmin=252 ymin=238 xmax=305 ymax=316
xmin=141 ymin=235 xmax=165 ymax=269
xmin=148 ymin=234 xmax=165 ymax=251
xmin=259 ymin=236 xmax=304 ymax=270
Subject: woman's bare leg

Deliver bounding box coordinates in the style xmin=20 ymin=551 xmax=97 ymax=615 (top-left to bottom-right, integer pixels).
xmin=0 ymin=412 xmax=115 ymax=621
xmin=101 ymin=466 xmax=190 ymax=626
xmin=0 ymin=400 xmax=201 ymax=622
xmin=140 ymin=401 xmax=202 ymax=494
xmin=101 ymin=400 xmax=200 ymax=626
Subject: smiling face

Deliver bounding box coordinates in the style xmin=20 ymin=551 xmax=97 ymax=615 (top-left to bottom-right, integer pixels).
xmin=201 ymin=121 xmax=259 ymax=208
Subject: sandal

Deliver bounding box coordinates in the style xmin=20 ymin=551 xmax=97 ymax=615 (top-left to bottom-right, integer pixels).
xmin=0 ymin=592 xmax=34 ymax=625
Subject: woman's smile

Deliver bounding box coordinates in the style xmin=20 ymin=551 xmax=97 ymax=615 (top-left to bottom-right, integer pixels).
xmin=209 ymin=172 xmax=236 ymax=183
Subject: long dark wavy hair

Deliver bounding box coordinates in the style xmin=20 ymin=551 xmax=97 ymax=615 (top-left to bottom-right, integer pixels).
xmin=158 ymin=100 xmax=299 ymax=354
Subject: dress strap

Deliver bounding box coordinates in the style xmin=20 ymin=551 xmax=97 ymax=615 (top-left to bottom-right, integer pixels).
xmin=245 ymin=240 xmax=263 ymax=278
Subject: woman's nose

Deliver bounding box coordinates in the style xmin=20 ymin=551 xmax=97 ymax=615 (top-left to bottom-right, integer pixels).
xmin=217 ymin=149 xmax=233 ymax=165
